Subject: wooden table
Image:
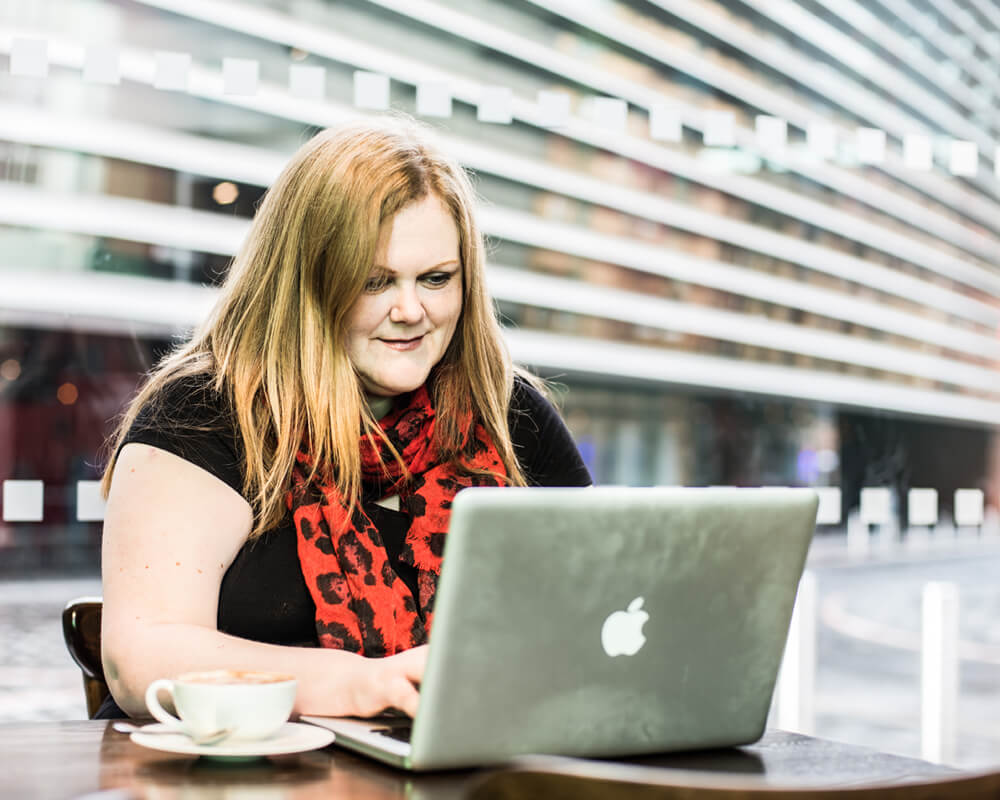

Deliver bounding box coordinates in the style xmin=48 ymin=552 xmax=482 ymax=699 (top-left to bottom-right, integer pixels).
xmin=0 ymin=721 xmax=975 ymax=800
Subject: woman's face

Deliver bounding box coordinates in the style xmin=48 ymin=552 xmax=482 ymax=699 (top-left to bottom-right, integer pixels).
xmin=346 ymin=194 xmax=463 ymax=398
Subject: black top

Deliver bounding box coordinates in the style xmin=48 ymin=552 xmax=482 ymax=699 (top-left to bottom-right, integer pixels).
xmin=119 ymin=374 xmax=592 ymax=648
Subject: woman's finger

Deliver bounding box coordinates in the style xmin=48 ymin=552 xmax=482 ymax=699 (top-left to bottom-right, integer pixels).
xmin=388 ymin=675 xmax=420 ymax=718
xmin=397 ymin=645 xmax=429 ymax=683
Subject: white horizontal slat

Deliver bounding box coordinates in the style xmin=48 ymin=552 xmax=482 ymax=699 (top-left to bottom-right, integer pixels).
xmin=965 ymin=0 xmax=1000 ymax=34
xmin=487 ymin=266 xmax=1000 ymax=391
xmin=4 ymin=181 xmax=998 ymax=363
xmin=732 ymin=0 xmax=999 ymax=166
xmin=873 ymin=0 xmax=997 ymax=92
xmin=0 ymin=269 xmax=216 ymax=333
xmin=7 ymin=13 xmax=998 ymax=303
xmin=3 ymin=104 xmax=996 ymax=351
xmin=815 ymin=0 xmax=1000 ymax=128
xmin=932 ymin=0 xmax=998 ymax=66
xmin=812 ymin=0 xmax=995 ymax=118
xmin=0 ymin=183 xmax=246 ymax=255
xmin=6 ymin=251 xmax=1000 ymax=395
xmin=523 ymin=0 xmax=1000 ymax=241
xmin=481 ymin=205 xmax=1000 ymax=339
xmin=120 ymin=0 xmax=1000 ymax=277
xmin=0 ymin=103 xmax=285 ymax=185
xmin=5 ymin=266 xmax=1000 ymax=425
xmin=505 ymin=328 xmax=1000 ymax=426
xmin=358 ymin=0 xmax=1000 ymax=266
xmin=5 ymin=2 xmax=999 ymax=269
xmin=655 ymin=0 xmax=995 ymax=155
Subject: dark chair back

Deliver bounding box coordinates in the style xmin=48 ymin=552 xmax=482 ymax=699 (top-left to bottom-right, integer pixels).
xmin=62 ymin=597 xmax=109 ymax=718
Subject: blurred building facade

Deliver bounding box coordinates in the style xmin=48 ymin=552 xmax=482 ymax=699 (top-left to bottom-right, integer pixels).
xmin=1 ymin=0 xmax=999 ymax=573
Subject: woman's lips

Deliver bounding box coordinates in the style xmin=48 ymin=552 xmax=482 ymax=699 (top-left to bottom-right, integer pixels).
xmin=379 ymin=335 xmax=424 ymax=351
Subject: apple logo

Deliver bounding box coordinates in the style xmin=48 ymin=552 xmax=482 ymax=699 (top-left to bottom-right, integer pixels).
xmin=601 ymin=596 xmax=649 ymax=657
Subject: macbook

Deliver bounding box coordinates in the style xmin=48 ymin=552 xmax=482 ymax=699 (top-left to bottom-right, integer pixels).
xmin=303 ymin=486 xmax=818 ymax=770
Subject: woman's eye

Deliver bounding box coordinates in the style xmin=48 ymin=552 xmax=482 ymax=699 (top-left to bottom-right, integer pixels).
xmin=422 ymin=272 xmax=454 ymax=288
xmin=364 ymin=275 xmax=391 ymax=293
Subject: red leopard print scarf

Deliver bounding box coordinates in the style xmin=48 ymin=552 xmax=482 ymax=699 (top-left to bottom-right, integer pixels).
xmin=289 ymin=385 xmax=506 ymax=656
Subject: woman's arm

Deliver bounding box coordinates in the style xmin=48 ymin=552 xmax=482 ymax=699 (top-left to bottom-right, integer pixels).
xmin=101 ymin=443 xmax=424 ymax=718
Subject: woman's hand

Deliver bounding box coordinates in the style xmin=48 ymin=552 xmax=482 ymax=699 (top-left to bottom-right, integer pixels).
xmin=349 ymin=645 xmax=428 ymax=718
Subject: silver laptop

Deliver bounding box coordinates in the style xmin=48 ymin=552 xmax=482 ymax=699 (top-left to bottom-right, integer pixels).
xmin=303 ymin=486 xmax=818 ymax=770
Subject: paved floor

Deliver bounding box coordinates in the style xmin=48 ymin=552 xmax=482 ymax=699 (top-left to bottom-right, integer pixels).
xmin=808 ymin=553 xmax=1000 ymax=770
xmin=0 ymin=577 xmax=99 ymax=723
xmin=3 ymin=537 xmax=1000 ymax=770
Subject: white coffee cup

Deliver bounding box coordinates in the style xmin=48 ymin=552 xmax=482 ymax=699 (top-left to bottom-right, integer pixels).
xmin=144 ymin=669 xmax=297 ymax=742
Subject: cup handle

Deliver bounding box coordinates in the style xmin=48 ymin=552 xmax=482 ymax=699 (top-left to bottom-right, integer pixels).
xmin=144 ymin=679 xmax=185 ymax=732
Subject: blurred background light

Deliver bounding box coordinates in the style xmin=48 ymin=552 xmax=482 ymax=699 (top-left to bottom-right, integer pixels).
xmin=211 ymin=181 xmax=239 ymax=205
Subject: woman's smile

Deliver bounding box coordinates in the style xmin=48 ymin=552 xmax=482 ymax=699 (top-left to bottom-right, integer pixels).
xmin=379 ymin=335 xmax=425 ymax=351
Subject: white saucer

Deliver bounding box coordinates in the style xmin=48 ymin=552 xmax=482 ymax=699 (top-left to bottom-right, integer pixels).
xmin=129 ymin=722 xmax=335 ymax=759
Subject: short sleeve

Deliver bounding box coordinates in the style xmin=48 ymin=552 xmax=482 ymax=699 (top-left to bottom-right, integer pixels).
xmin=119 ymin=374 xmax=246 ymax=498
xmin=508 ymin=378 xmax=593 ymax=487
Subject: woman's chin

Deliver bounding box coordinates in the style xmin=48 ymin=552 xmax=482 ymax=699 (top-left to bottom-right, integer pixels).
xmin=363 ymin=376 xmax=426 ymax=397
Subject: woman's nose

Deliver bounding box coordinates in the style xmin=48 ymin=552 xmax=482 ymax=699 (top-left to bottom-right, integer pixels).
xmin=389 ymin=284 xmax=425 ymax=324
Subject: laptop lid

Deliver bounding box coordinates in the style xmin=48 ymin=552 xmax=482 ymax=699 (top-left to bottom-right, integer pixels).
xmin=308 ymin=486 xmax=818 ymax=770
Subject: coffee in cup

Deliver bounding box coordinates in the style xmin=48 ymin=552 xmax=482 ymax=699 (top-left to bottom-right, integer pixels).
xmin=144 ymin=669 xmax=297 ymax=742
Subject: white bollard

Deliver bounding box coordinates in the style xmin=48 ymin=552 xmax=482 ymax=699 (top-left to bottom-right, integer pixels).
xmin=860 ymin=487 xmax=892 ymax=527
xmin=907 ymin=489 xmax=937 ymax=549
xmin=76 ymin=481 xmax=107 ymax=522
xmin=776 ymin=571 xmax=817 ymax=734
xmin=860 ymin=488 xmax=895 ymax=555
xmin=908 ymin=489 xmax=939 ymax=528
xmin=2 ymin=480 xmax=44 ymax=522
xmin=814 ymin=488 xmax=842 ymax=526
xmin=954 ymin=489 xmax=984 ymax=540
xmin=921 ymin=581 xmax=959 ymax=764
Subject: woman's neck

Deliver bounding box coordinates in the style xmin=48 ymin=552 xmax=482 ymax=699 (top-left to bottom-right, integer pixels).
xmin=366 ymin=394 xmax=394 ymax=420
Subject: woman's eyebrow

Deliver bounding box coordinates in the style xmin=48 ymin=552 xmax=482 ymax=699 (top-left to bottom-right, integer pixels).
xmin=371 ymin=259 xmax=460 ymax=273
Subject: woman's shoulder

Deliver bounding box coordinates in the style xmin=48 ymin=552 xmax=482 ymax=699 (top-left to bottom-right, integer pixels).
xmin=509 ymin=373 xmax=551 ymax=418
xmin=509 ymin=373 xmax=564 ymax=441
xmin=507 ymin=374 xmax=592 ymax=487
xmin=122 ymin=371 xmax=245 ymax=495
xmin=135 ymin=372 xmax=232 ymax=431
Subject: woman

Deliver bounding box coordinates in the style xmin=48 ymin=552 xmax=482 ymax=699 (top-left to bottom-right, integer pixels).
xmin=98 ymin=117 xmax=591 ymax=720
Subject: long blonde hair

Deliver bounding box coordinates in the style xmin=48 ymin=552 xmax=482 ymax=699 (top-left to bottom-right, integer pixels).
xmin=101 ymin=116 xmax=530 ymax=538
